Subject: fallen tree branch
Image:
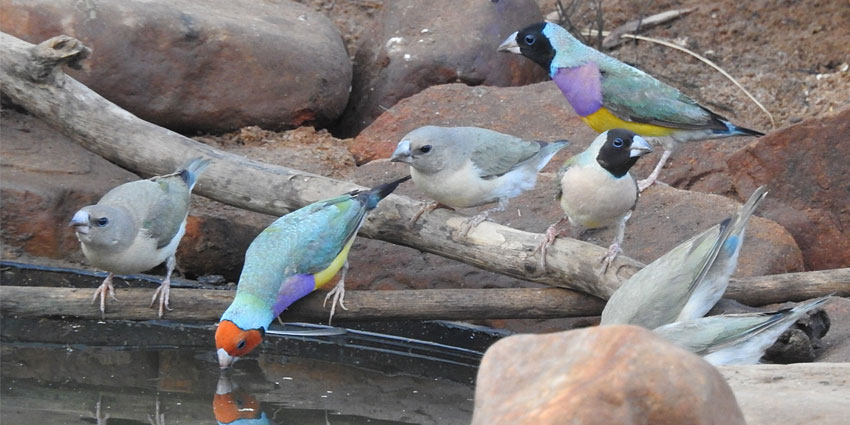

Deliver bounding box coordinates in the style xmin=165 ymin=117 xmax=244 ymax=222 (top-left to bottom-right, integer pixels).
xmin=0 ymin=285 xmax=604 ymax=322
xmin=0 ymin=32 xmax=640 ymax=299
xmin=0 ymin=263 xmax=846 ymax=322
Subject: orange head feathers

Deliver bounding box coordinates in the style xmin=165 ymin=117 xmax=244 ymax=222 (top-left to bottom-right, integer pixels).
xmin=215 ymin=319 xmax=264 ymax=369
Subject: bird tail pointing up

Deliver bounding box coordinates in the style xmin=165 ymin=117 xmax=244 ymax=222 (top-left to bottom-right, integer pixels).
xmin=178 ymin=157 xmax=212 ymax=190
xmin=362 ymin=175 xmax=412 ymax=210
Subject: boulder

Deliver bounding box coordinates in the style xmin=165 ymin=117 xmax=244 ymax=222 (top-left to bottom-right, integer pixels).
xmin=471 ymin=325 xmax=746 ymax=425
xmin=334 ymin=0 xmax=548 ymax=137
xmin=727 ymin=107 xmax=850 ymax=270
xmin=0 ymin=0 xmax=352 ymax=133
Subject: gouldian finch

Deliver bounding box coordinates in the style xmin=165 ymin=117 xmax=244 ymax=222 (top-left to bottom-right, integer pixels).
xmin=600 ymin=186 xmax=769 ymax=329
xmin=498 ymin=22 xmax=763 ymax=191
xmin=389 ymin=125 xmax=568 ymax=236
xmin=654 ymin=296 xmax=830 ymax=365
xmin=215 ymin=176 xmax=410 ymax=369
xmin=538 ymin=129 xmax=653 ymax=270
xmin=69 ymin=157 xmax=210 ymax=318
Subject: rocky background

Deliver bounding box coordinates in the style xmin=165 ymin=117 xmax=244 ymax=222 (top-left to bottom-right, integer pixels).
xmin=2 ymin=0 xmax=849 ymax=387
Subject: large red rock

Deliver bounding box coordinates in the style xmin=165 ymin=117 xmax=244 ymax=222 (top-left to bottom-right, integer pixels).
xmin=334 ymin=0 xmax=548 ymax=137
xmin=471 ymin=325 xmax=746 ymax=425
xmin=727 ymin=107 xmax=850 ymax=270
xmin=0 ymin=0 xmax=352 ymax=133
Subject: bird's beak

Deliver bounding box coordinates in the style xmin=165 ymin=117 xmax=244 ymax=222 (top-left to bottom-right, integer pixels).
xmin=218 ymin=348 xmax=236 ymax=370
xmin=629 ymin=136 xmax=654 ymax=158
xmin=69 ymin=210 xmax=90 ymax=234
xmin=498 ymin=32 xmax=520 ymax=53
xmin=216 ymin=373 xmax=234 ymax=395
xmin=389 ymin=139 xmax=413 ymax=164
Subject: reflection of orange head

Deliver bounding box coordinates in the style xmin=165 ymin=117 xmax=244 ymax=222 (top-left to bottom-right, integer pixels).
xmin=215 ymin=320 xmax=264 ymax=359
xmin=213 ymin=390 xmax=262 ymax=423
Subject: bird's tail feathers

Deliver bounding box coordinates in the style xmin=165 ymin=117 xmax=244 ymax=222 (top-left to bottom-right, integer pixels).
xmin=361 ymin=175 xmax=411 ymax=210
xmin=533 ymin=139 xmax=571 ymax=171
xmin=719 ymin=121 xmax=764 ymax=138
xmin=178 ymin=157 xmax=212 ymax=190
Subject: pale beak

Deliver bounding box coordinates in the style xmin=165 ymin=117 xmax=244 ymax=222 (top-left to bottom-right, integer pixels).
xmin=629 ymin=136 xmax=654 ymax=158
xmin=498 ymin=32 xmax=520 ymax=53
xmin=216 ymin=373 xmax=234 ymax=395
xmin=217 ymin=348 xmax=236 ymax=370
xmin=69 ymin=210 xmax=90 ymax=234
xmin=389 ymin=139 xmax=413 ymax=164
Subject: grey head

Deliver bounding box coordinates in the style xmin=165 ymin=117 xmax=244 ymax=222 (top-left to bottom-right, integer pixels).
xmin=69 ymin=205 xmax=137 ymax=252
xmin=389 ymin=126 xmax=472 ymax=175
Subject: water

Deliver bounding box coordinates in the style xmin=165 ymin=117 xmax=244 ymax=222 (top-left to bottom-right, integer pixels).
xmin=1 ymin=318 xmax=493 ymax=424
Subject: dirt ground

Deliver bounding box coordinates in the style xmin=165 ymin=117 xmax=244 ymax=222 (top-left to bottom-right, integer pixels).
xmin=295 ymin=0 xmax=849 ymax=136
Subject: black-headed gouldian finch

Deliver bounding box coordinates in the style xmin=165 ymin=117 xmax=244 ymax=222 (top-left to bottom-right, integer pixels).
xmin=215 ymin=176 xmax=410 ymax=369
xmin=538 ymin=129 xmax=653 ymax=270
xmin=654 ymin=296 xmax=830 ymax=365
xmin=389 ymin=125 xmax=568 ymax=236
xmin=69 ymin=157 xmax=210 ymax=318
xmin=498 ymin=22 xmax=763 ymax=191
xmin=601 ymin=186 xmax=769 ymax=329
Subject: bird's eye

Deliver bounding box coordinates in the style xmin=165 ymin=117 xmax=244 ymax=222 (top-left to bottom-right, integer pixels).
xmin=237 ymin=340 xmax=246 ymax=349
xmin=524 ymin=34 xmax=536 ymax=45
xmin=419 ymin=145 xmax=432 ymax=153
xmin=95 ymin=217 xmax=109 ymax=227
xmin=612 ymin=138 xmax=624 ymax=148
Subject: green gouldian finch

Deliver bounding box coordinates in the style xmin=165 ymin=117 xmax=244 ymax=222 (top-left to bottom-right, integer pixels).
xmin=654 ymin=296 xmax=830 ymax=365
xmin=499 ymin=22 xmax=763 ymax=191
xmin=69 ymin=157 xmax=210 ymax=318
xmin=215 ymin=176 xmax=410 ymax=369
xmin=389 ymin=125 xmax=568 ymax=237
xmin=601 ymin=186 xmax=769 ymax=329
xmin=538 ymin=129 xmax=653 ymax=270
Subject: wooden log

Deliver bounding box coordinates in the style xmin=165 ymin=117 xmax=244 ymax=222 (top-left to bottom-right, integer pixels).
xmin=0 ymin=285 xmax=605 ymax=322
xmin=0 ymin=31 xmax=638 ymax=299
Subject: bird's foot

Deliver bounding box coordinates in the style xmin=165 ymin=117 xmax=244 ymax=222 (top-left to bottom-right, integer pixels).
xmin=536 ymin=218 xmax=570 ymax=270
xmin=91 ymin=273 xmax=118 ymax=319
xmin=409 ymin=201 xmax=440 ymax=228
xmin=150 ymin=278 xmax=172 ymax=318
xmin=323 ymin=279 xmax=348 ymax=325
xmin=600 ymin=242 xmax=623 ymax=273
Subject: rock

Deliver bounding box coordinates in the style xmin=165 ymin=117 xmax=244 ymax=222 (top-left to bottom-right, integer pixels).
xmin=816 ymin=296 xmax=850 ymax=362
xmin=727 ymin=107 xmax=850 ymax=270
xmin=471 ymin=325 xmax=746 ymax=425
xmin=719 ymin=363 xmax=850 ymax=425
xmin=334 ymin=0 xmax=548 ymax=137
xmin=1 ymin=0 xmax=352 ymax=133
xmin=349 ymin=82 xmax=598 ymax=164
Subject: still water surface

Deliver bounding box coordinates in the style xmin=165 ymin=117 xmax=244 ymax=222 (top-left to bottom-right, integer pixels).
xmin=1 ymin=319 xmax=494 ymax=424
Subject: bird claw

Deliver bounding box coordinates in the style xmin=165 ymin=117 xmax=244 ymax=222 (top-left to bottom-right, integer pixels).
xmin=600 ymin=243 xmax=623 ymax=273
xmin=536 ymin=219 xmax=570 ymax=270
xmin=409 ymin=201 xmax=440 ymax=228
xmin=456 ymin=213 xmax=489 ymax=238
xmin=323 ymin=282 xmax=348 ymax=326
xmin=150 ymin=279 xmax=172 ymax=318
xmin=91 ymin=274 xmax=118 ymax=319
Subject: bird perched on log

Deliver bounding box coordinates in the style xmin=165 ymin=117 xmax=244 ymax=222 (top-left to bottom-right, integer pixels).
xmin=654 ymin=296 xmax=831 ymax=365
xmin=389 ymin=125 xmax=568 ymax=237
xmin=600 ymin=186 xmax=769 ymax=329
xmin=538 ymin=129 xmax=653 ymax=270
xmin=498 ymin=22 xmax=763 ymax=191
xmin=69 ymin=157 xmax=210 ymax=318
xmin=215 ymin=176 xmax=409 ymax=370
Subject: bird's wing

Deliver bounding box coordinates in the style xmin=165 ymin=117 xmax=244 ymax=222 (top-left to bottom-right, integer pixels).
xmin=142 ymin=176 xmax=192 ymax=248
xmin=298 ymin=194 xmax=368 ymax=275
xmin=599 ymin=67 xmax=728 ymax=131
xmin=470 ymin=139 xmax=543 ymax=179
